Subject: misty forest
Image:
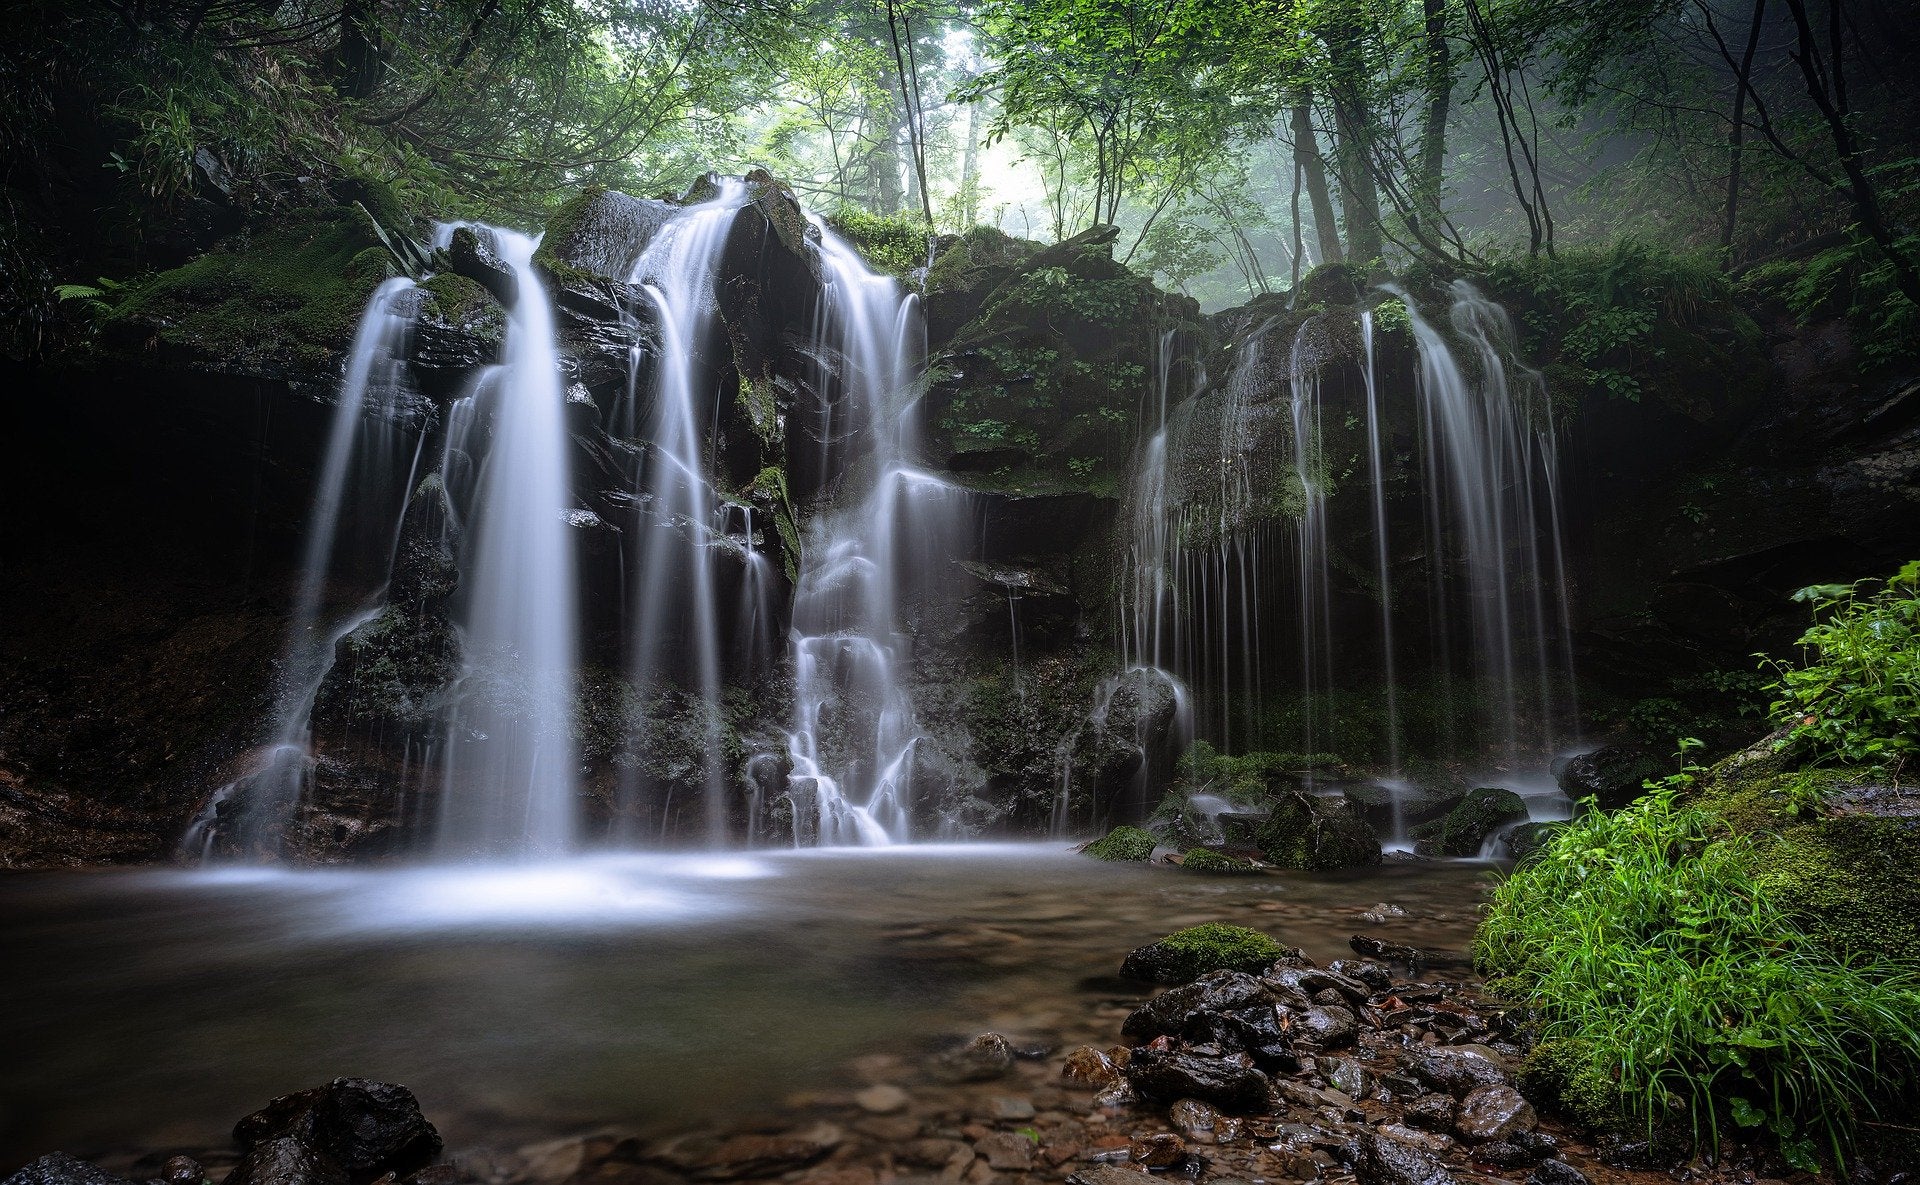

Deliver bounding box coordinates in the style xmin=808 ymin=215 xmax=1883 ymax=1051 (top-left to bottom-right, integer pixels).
xmin=1 ymin=0 xmax=1917 ymax=1182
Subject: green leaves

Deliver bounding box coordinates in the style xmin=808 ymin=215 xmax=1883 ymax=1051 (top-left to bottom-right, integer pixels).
xmin=1763 ymin=564 xmax=1920 ymax=772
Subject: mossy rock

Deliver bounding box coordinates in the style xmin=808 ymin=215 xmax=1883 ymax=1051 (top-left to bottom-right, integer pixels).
xmin=1178 ymin=847 xmax=1262 ymax=875
xmin=1411 ymin=787 xmax=1529 ymax=857
xmin=1295 ymin=261 xmax=1363 ymax=306
xmin=1254 ymin=791 xmax=1382 ymax=871
xmin=1503 ymin=820 xmax=1565 ymax=862
xmin=1517 ymin=1037 xmax=1625 ymax=1131
xmin=1083 ymin=825 xmax=1156 ymax=862
xmin=1120 ymin=922 xmax=1286 ymax=983
xmin=533 ymin=184 xmax=675 ymax=284
xmin=104 ymin=206 xmax=394 ymax=375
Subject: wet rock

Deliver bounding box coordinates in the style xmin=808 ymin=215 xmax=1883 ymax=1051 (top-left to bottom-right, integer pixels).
xmin=855 ymin=1084 xmax=909 ymax=1114
xmin=1122 ymin=971 xmax=1271 ymax=1041
xmin=1121 ymin=924 xmax=1287 ymax=984
xmin=990 ymin=1096 xmax=1036 ymax=1121
xmin=222 ymin=1138 xmax=349 ymax=1185
xmin=1512 ymin=1131 xmax=1558 ymax=1156
xmin=1093 ymin=1079 xmax=1138 ymax=1109
xmin=1294 ymin=1005 xmax=1358 ymax=1049
xmin=1129 ymin=1134 xmax=1186 ymax=1169
xmin=1255 ymin=791 xmax=1383 ymax=871
xmin=513 ymin=1134 xmax=642 ymax=1185
xmin=1322 ymin=1057 xmax=1372 ymax=1098
xmin=1062 ymin=1045 xmax=1125 ymax=1087
xmin=897 ymin=1140 xmax=968 ymax=1171
xmin=1184 ymin=1004 xmax=1295 ymax=1068
xmin=938 ymin=1032 xmax=1016 ymax=1081
xmin=234 ymin=1079 xmax=441 ymax=1183
xmin=1359 ymin=903 xmax=1408 ymax=925
xmin=1263 ymin=966 xmax=1369 ymax=1005
xmin=974 ymin=1132 xmax=1034 ymax=1172
xmin=447 ymin=227 xmax=517 ymax=308
xmin=1528 ymin=1161 xmax=1592 ymax=1185
xmin=1082 ymin=826 xmax=1156 ymax=862
xmin=1454 ymin=1085 xmax=1536 ymax=1143
xmin=1411 ymin=788 xmax=1529 ymax=857
xmin=1065 ymin=1168 xmax=1150 ymax=1185
xmin=162 ymin=1158 xmax=206 ymax=1185
xmin=1168 ymin=1099 xmax=1221 ymax=1143
xmin=1352 ymin=1132 xmax=1457 ymax=1185
xmin=1402 ymin=1048 xmax=1511 ymax=1097
xmin=534 ymin=187 xmax=675 ymax=283
xmin=1376 ymin=1125 xmax=1454 ymax=1155
xmin=1471 ymin=1143 xmax=1537 ymax=1169
xmin=1400 ymin=1095 xmax=1456 ymax=1133
xmin=1555 ymin=746 xmax=1664 ymax=812
xmin=1502 ymin=822 xmax=1564 ymax=862
xmin=1126 ymin=1048 xmax=1271 ymax=1110
xmin=3 ymin=1155 xmax=135 ymax=1185
xmin=1328 ymin=959 xmax=1395 ymax=993
xmin=652 ymin=1129 xmax=839 ymax=1181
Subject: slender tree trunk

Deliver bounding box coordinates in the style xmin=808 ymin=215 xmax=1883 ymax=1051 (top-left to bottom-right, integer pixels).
xmin=1417 ymin=0 xmax=1452 ymax=222
xmin=1291 ymin=100 xmax=1344 ymax=265
xmin=863 ymin=90 xmax=904 ymax=214
xmin=1720 ymin=0 xmax=1767 ymax=254
xmin=1290 ymin=147 xmax=1306 ymax=290
xmin=1780 ymin=0 xmax=1920 ymax=305
xmin=1332 ymin=93 xmax=1385 ymax=263
xmin=884 ymin=0 xmax=935 ymax=227
xmin=959 ymin=100 xmax=981 ymax=227
xmin=332 ymin=0 xmax=385 ymax=100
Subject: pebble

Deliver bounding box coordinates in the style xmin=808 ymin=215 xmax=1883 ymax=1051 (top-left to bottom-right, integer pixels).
xmin=1127 ymin=1133 xmax=1186 ymax=1168
xmin=972 ymin=1132 xmax=1035 ymax=1172
xmin=1528 ymin=1161 xmax=1593 ymax=1185
xmin=1453 ymin=1084 xmax=1536 ymax=1143
xmin=1167 ymin=1098 xmax=1219 ymax=1142
xmin=855 ymin=1085 xmax=909 ymax=1115
xmin=988 ymin=1097 xmax=1035 ymax=1121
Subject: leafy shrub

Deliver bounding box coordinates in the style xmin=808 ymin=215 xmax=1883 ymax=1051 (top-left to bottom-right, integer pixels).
xmin=1745 ymin=235 xmax=1920 ymax=366
xmin=1479 ymin=762 xmax=1920 ymax=1162
xmin=1761 ymin=561 xmax=1919 ymax=772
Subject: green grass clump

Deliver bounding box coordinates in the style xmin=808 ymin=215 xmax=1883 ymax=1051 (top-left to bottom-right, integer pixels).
xmin=1478 ymin=775 xmax=1920 ymax=1163
xmin=1761 ymin=561 xmax=1919 ymax=772
xmin=1082 ymin=825 xmax=1155 ymax=861
xmin=1121 ymin=923 xmax=1285 ymax=982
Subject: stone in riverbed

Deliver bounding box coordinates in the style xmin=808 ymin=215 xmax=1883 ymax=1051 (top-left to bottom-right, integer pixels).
xmin=1294 ymin=1005 xmax=1359 ymax=1049
xmin=1400 ymin=1094 xmax=1456 ymax=1133
xmin=1065 ymin=1167 xmax=1151 ymax=1185
xmin=1128 ymin=1134 xmax=1186 ymax=1168
xmin=650 ymin=1128 xmax=840 ymax=1181
xmin=1352 ymin=1132 xmax=1457 ymax=1185
xmin=1124 ymin=1048 xmax=1270 ymax=1110
xmin=973 ymin=1132 xmax=1034 ymax=1172
xmin=1121 ymin=971 xmax=1270 ymax=1041
xmin=222 ymin=1137 xmax=348 ymax=1185
xmin=854 ymin=1084 xmax=909 ymax=1114
xmin=1322 ymin=1057 xmax=1372 ymax=1099
xmin=1402 ymin=1047 xmax=1511 ymax=1097
xmin=937 ymin=1032 xmax=1016 ymax=1081
xmin=1168 ymin=1098 xmax=1221 ymax=1142
xmin=233 ymin=1079 xmax=441 ymax=1184
xmin=1121 ymin=923 xmax=1288 ymax=984
xmin=2 ymin=1155 xmax=134 ymax=1185
xmin=161 ymin=1158 xmax=206 ymax=1185
xmin=1328 ymin=959 xmax=1395 ymax=993
xmin=1062 ymin=1045 xmax=1124 ymax=1087
xmin=1528 ymin=1161 xmax=1593 ymax=1185
xmin=1454 ymin=1084 xmax=1536 ymax=1143
xmin=1470 ymin=1142 xmax=1537 ymax=1169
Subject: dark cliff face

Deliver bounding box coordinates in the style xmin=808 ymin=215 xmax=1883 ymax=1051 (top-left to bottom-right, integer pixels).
xmin=2 ymin=178 xmax=1915 ymax=865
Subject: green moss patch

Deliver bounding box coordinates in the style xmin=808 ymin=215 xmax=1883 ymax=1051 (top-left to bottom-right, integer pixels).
xmin=1083 ymin=824 xmax=1155 ymax=861
xmin=1178 ymin=847 xmax=1261 ymax=875
xmin=1120 ymin=922 xmax=1286 ymax=983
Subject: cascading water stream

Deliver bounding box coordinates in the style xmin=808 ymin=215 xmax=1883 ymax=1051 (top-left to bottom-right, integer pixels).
xmin=623 ymin=179 xmax=746 ymax=846
xmin=436 ymin=227 xmax=581 ymax=857
xmin=1286 ymin=320 xmax=1332 ymax=768
xmin=1360 ymin=310 xmax=1403 ymax=780
xmin=783 ymin=223 xmax=960 ymax=846
xmin=182 ymin=277 xmax=420 ymax=859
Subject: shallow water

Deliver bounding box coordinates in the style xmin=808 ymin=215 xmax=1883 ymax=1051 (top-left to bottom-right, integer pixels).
xmin=0 ymin=847 xmax=1495 ymax=1168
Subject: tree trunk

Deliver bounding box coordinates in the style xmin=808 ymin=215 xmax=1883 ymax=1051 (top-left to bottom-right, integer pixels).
xmin=332 ymin=0 xmax=385 ymax=100
xmin=1417 ymin=0 xmax=1452 ymax=221
xmin=1291 ymin=100 xmax=1343 ymax=266
xmin=1332 ymin=92 xmax=1385 ymax=263
xmin=1720 ymin=0 xmax=1767 ymax=254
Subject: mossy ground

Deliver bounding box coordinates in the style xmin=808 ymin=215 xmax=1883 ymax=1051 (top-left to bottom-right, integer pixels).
xmin=1178 ymin=847 xmax=1261 ymax=874
xmin=105 ymin=206 xmax=396 ymax=371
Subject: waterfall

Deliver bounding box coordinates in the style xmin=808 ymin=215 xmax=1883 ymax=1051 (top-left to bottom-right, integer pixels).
xmin=783 ymin=223 xmax=956 ymax=846
xmin=1360 ymin=310 xmax=1403 ymax=777
xmin=1392 ymin=280 xmax=1574 ymax=762
xmin=623 ymin=179 xmax=746 ymax=846
xmin=1287 ymin=321 xmax=1332 ymax=767
xmin=182 ymin=277 xmax=420 ymax=859
xmin=436 ymin=228 xmax=581 ymax=857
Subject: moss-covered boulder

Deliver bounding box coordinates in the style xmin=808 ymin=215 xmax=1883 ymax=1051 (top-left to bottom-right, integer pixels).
xmin=533 ymin=184 xmax=675 ymax=283
xmin=1295 ymin=261 xmax=1363 ymax=306
xmin=101 ymin=205 xmax=397 ymax=379
xmin=923 ymin=225 xmax=1038 ymax=346
xmin=1120 ymin=923 xmax=1286 ymax=983
xmin=1502 ymin=820 xmax=1565 ymax=862
xmin=1083 ymin=825 xmax=1156 ymax=861
xmin=1177 ymin=847 xmax=1262 ymax=875
xmin=1556 ymin=744 xmax=1665 ymax=811
xmin=1412 ymin=787 xmax=1530 ymax=857
xmin=1255 ymin=791 xmax=1382 ymax=871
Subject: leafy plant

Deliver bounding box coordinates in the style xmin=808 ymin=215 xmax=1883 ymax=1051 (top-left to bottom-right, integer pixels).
xmin=1479 ymin=751 xmax=1920 ymax=1158
xmin=1761 ymin=562 xmax=1920 ymax=772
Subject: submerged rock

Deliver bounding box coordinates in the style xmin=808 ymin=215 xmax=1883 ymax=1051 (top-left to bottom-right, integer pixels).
xmin=935 ymin=1032 xmax=1016 ymax=1081
xmin=1120 ymin=923 xmax=1287 ymax=984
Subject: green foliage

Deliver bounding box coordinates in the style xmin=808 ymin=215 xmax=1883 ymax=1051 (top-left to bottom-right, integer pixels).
xmin=828 ymin=210 xmax=929 ymax=282
xmin=1083 ymin=824 xmax=1156 ymax=861
xmin=1761 ymin=562 xmax=1920 ymax=771
xmin=1745 ymin=236 xmax=1920 ymax=367
xmin=1479 ymin=770 xmax=1920 ymax=1154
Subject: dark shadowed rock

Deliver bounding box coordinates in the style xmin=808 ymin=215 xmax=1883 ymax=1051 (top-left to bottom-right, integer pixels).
xmin=161 ymin=1157 xmax=206 ymax=1185
xmin=1121 ymin=971 xmax=1270 ymax=1041
xmin=1293 ymin=1005 xmax=1358 ymax=1049
xmin=1403 ymin=1048 xmax=1511 ymax=1097
xmin=1328 ymin=958 xmax=1395 ymax=993
xmin=535 ymin=187 xmax=675 ymax=282
xmin=1401 ymin=1094 xmax=1456 ymax=1132
xmin=1410 ymin=788 xmax=1529 ymax=857
xmin=3 ymin=1155 xmax=134 ymax=1185
xmin=1125 ymin=1048 xmax=1270 ymax=1110
xmin=1255 ymin=791 xmax=1382 ymax=871
xmin=1555 ymin=746 xmax=1664 ymax=812
xmin=1473 ymin=1143 xmax=1538 ymax=1168
xmin=1454 ymin=1084 xmax=1537 ymax=1143
xmin=1353 ymin=1133 xmax=1456 ymax=1185
xmin=222 ymin=1138 xmax=349 ymax=1185
xmin=234 ymin=1079 xmax=440 ymax=1183
xmin=1528 ymin=1161 xmax=1592 ymax=1185
xmin=447 ymin=227 xmax=516 ymax=308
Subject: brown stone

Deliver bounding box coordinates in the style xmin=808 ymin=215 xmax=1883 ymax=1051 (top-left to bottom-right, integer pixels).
xmin=1127 ymin=1134 xmax=1185 ymax=1169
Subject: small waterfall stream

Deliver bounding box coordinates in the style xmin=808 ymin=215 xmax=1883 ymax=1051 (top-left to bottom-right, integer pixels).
xmin=436 ymin=228 xmax=581 ymax=857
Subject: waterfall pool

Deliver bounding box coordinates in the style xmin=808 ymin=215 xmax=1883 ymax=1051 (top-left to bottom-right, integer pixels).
xmin=0 ymin=848 xmax=1494 ymax=1167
